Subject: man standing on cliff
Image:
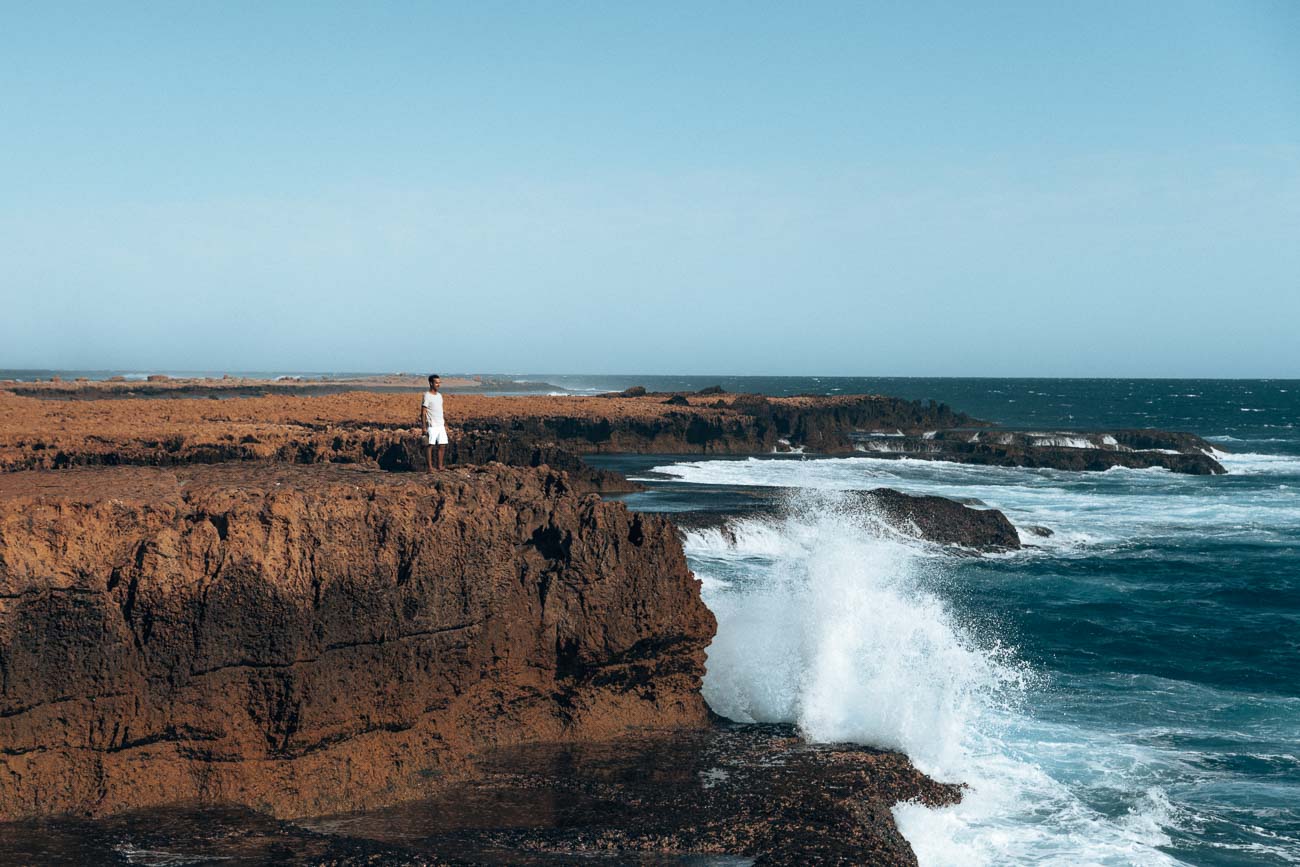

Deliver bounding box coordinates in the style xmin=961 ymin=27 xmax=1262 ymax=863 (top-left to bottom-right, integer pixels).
xmin=419 ymin=374 xmax=448 ymax=472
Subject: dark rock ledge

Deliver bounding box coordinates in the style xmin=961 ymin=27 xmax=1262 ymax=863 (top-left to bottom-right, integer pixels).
xmin=0 ymin=724 xmax=960 ymax=866
xmin=672 ymin=487 xmax=1024 ymax=553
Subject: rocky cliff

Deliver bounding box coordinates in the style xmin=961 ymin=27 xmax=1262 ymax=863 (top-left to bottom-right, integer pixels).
xmin=0 ymin=463 xmax=715 ymax=819
xmin=0 ymin=390 xmax=1222 ymax=477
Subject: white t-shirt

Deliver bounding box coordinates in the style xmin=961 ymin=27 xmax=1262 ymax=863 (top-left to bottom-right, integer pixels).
xmin=421 ymin=391 xmax=444 ymax=427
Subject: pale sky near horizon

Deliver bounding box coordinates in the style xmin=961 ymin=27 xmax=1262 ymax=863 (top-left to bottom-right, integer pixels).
xmin=2 ymin=2 xmax=1298 ymax=377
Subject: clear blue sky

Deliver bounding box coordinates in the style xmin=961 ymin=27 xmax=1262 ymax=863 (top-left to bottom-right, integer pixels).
xmin=2 ymin=2 xmax=1298 ymax=376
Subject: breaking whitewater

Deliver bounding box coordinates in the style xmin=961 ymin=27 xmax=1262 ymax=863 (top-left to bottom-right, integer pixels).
xmin=621 ymin=442 xmax=1300 ymax=866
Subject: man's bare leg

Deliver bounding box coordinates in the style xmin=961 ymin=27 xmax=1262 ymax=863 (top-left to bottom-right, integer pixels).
xmin=436 ymin=444 xmax=446 ymax=471
xmin=425 ymin=444 xmax=434 ymax=473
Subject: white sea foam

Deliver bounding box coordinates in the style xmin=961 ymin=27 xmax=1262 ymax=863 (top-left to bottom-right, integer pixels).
xmin=664 ymin=453 xmax=1300 ymax=865
xmin=858 ymin=440 xmax=903 ymax=453
xmin=771 ymin=438 xmax=806 ymax=455
xmin=1216 ymin=451 xmax=1300 ymax=476
xmin=684 ymin=490 xmax=1190 ymax=865
xmin=894 ymin=753 xmax=1185 ymax=866
xmin=655 ymin=454 xmax=1300 ymax=550
xmin=689 ymin=491 xmax=1025 ymax=771
xmin=114 ymin=844 xmax=221 ymax=865
xmin=1031 ymin=435 xmax=1097 ymax=449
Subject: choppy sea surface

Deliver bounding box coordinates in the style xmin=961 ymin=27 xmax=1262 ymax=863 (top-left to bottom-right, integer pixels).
xmin=583 ymin=377 xmax=1299 ymax=866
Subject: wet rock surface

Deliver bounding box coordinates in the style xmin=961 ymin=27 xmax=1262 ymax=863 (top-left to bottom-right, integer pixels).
xmin=1 ymin=723 xmax=960 ymax=866
xmin=853 ymin=488 xmax=1022 ymax=551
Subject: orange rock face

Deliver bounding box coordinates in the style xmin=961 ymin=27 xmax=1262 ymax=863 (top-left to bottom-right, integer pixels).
xmin=0 ymin=463 xmax=714 ymax=819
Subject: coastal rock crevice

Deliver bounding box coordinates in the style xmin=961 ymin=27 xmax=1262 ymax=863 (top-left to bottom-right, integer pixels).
xmin=0 ymin=463 xmax=715 ymax=819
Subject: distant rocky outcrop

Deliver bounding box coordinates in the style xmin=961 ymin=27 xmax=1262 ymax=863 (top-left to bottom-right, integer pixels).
xmin=0 ymin=463 xmax=715 ymax=819
xmin=673 ymin=487 xmax=1023 ymax=553
xmin=854 ymin=428 xmax=1225 ymax=475
xmin=465 ymin=394 xmax=978 ymax=456
xmin=854 ymin=488 xmax=1022 ymax=551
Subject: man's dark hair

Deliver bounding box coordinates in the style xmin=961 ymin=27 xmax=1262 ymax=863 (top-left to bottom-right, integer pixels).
xmin=428 ymin=374 xmax=439 ymax=387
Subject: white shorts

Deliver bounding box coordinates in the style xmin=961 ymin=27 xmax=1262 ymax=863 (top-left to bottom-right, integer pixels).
xmin=424 ymin=425 xmax=448 ymax=446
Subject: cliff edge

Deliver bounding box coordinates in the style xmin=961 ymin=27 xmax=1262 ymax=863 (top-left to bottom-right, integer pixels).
xmin=0 ymin=463 xmax=715 ymax=819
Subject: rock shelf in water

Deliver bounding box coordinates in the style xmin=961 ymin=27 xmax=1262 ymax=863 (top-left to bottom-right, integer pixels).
xmin=671 ymin=487 xmax=1024 ymax=553
xmin=0 ymin=724 xmax=958 ymax=866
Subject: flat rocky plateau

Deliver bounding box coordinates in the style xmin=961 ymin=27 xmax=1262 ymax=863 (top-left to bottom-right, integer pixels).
xmin=0 ymin=387 xmax=1223 ymax=478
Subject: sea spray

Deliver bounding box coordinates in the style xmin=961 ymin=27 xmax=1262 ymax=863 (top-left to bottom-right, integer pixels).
xmin=657 ymin=454 xmax=1300 ymax=551
xmin=685 ymin=487 xmax=1190 ymax=866
xmin=686 ymin=489 xmax=1028 ymax=777
xmin=633 ymin=379 xmax=1300 ymax=864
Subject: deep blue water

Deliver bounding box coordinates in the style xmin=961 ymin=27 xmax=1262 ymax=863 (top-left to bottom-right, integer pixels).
xmin=581 ymin=377 xmax=1299 ymax=865
xmin=539 ymin=374 xmax=1299 ymax=452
